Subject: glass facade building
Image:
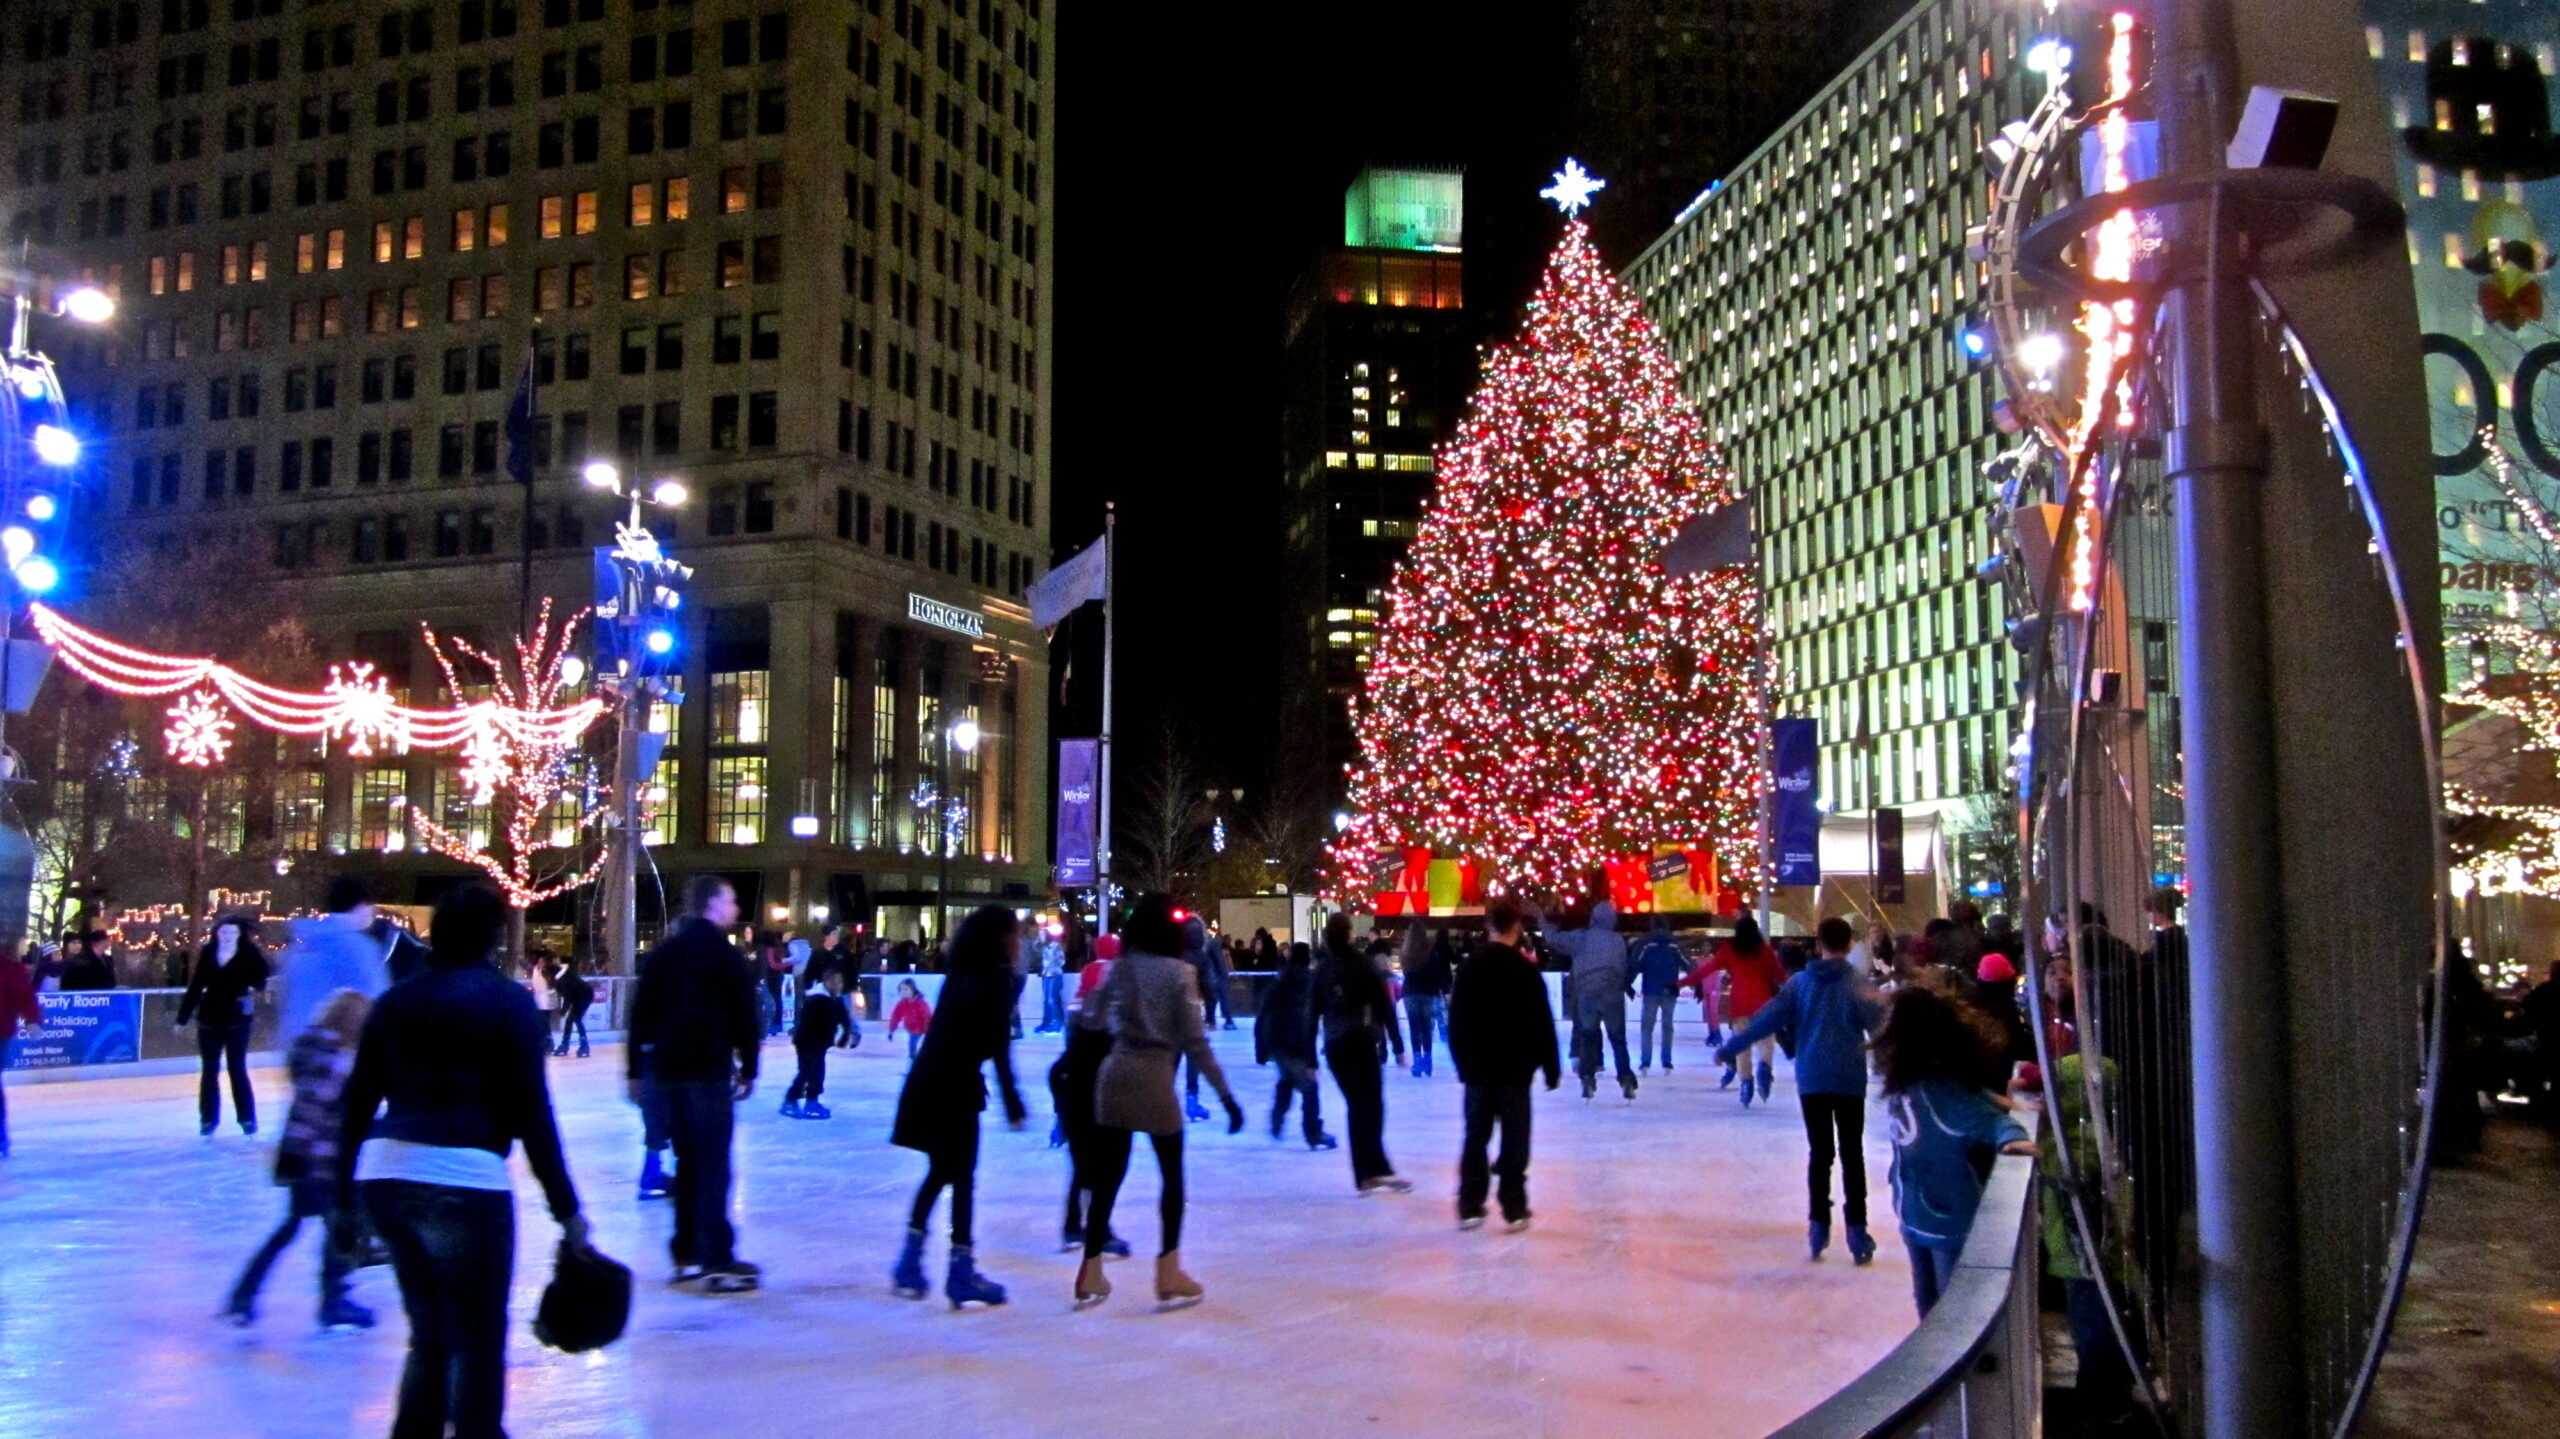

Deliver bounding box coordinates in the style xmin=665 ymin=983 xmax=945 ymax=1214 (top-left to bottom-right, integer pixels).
xmin=1627 ymin=0 xmax=2042 ymax=862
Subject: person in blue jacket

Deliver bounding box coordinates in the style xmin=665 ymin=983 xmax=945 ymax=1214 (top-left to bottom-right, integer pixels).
xmin=1716 ymin=916 xmax=1885 ymax=1263
xmin=1874 ymin=982 xmax=2038 ymax=1316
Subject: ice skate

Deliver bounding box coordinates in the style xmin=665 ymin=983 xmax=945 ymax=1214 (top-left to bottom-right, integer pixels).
xmin=891 ymin=1227 xmax=930 ymax=1299
xmin=637 ymin=1150 xmax=672 ymax=1200
xmin=1457 ymin=1213 xmax=1486 ymax=1231
xmin=802 ymin=1100 xmax=831 ymax=1120
xmin=779 ymin=1097 xmax=803 ymax=1118
xmin=1755 ymin=1060 xmax=1775 ymax=1103
xmin=1358 ymin=1174 xmax=1414 ymax=1196
xmin=705 ymin=1259 xmax=762 ymax=1294
xmin=1153 ymin=1252 xmax=1204 ymax=1309
xmin=1846 ymin=1225 xmax=1877 ymax=1266
xmin=318 ymin=1295 xmax=376 ymax=1331
xmin=1073 ymin=1255 xmax=1112 ymax=1308
xmin=944 ymin=1246 xmax=1006 ymax=1309
xmin=1808 ymin=1221 xmax=1830 ymax=1260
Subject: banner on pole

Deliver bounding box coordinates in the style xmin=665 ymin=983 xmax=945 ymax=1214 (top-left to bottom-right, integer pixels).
xmin=1773 ymin=718 xmax=1822 ymax=887
xmin=1030 ymin=535 xmax=1108 ymax=630
xmin=1055 ymin=739 xmax=1099 ymax=886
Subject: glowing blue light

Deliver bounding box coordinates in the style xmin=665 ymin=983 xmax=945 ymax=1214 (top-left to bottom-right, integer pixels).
xmin=24 ymin=494 xmax=58 ymax=521
xmin=643 ymin=627 xmax=676 ymax=655
xmin=14 ymin=556 xmax=60 ymax=593
xmin=32 ymin=425 xmax=80 ymax=466
xmin=1957 ymin=324 xmax=1992 ymax=360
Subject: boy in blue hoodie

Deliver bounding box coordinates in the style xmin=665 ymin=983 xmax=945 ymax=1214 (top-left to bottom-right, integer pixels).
xmin=1873 ymin=982 xmax=2037 ymax=1316
xmin=1716 ymin=916 xmax=1885 ymax=1262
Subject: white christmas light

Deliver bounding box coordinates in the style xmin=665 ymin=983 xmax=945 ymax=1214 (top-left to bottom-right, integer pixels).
xmin=1540 ymin=159 xmax=1607 ymax=216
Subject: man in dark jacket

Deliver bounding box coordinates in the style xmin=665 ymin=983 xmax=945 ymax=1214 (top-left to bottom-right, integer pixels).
xmin=1402 ymin=929 xmax=1455 ymax=1078
xmin=627 ymin=874 xmax=763 ymax=1291
xmin=1254 ymin=942 xmax=1335 ymax=1149
xmin=60 ymin=932 xmax=118 ymax=991
xmin=1449 ymin=897 xmax=1561 ymax=1231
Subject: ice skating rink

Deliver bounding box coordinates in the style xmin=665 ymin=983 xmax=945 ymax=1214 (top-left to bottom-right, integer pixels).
xmin=0 ymin=1022 xmax=1912 ymax=1438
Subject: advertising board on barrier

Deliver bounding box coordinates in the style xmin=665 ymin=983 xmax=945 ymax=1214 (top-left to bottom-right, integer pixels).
xmin=6 ymin=992 xmax=143 ymax=1069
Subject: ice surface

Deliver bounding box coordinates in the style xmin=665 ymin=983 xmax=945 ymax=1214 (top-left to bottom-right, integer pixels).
xmin=0 ymin=1021 xmax=1914 ymax=1438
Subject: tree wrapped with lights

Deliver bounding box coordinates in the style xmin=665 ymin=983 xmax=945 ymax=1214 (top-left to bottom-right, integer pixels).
xmin=2446 ymin=449 xmax=2560 ymax=902
xmin=1329 ymin=171 xmax=1766 ymax=902
xmin=409 ymin=600 xmax=605 ymax=919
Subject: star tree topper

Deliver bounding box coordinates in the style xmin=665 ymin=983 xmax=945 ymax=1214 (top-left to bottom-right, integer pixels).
xmin=1540 ymin=158 xmax=1606 ymax=216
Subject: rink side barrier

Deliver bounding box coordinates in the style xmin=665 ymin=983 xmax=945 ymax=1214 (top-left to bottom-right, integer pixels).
xmin=1767 ymin=1113 xmax=2044 ymax=1439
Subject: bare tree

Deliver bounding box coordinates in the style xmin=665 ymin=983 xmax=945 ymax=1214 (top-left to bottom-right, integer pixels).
xmin=1117 ymin=721 xmax=1213 ymax=896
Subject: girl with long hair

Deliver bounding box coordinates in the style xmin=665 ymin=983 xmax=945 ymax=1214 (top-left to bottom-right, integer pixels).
xmin=889 ymin=904 xmax=1028 ymax=1308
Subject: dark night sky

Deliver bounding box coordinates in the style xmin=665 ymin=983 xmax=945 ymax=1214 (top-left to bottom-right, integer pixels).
xmin=1045 ymin=2 xmax=1578 ymax=792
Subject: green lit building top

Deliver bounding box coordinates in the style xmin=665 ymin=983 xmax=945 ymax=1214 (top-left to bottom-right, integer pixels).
xmin=1627 ymin=0 xmax=2045 ymax=885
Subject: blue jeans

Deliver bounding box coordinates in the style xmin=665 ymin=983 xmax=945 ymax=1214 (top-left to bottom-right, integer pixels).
xmin=1906 ymin=1235 xmax=1962 ymax=1317
xmin=1639 ymin=991 xmax=1680 ymax=1067
xmin=364 ymin=1179 xmax=515 ymax=1439
xmin=1039 ymin=973 xmax=1066 ymax=1030
xmin=1403 ymin=994 xmax=1445 ymax=1072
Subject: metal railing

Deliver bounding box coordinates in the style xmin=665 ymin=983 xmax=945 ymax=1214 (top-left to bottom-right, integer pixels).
xmin=1769 ymin=1114 xmax=2044 ymax=1439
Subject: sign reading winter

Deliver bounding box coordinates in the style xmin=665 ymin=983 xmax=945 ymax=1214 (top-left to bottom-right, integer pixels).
xmin=1773 ymin=718 xmax=1822 ymax=887
xmin=1055 ymin=739 xmax=1099 ymax=886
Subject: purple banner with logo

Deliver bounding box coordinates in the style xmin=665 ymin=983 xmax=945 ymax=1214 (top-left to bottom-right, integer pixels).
xmin=1055 ymin=738 xmax=1099 ymax=887
xmin=1773 ymin=718 xmax=1821 ymax=887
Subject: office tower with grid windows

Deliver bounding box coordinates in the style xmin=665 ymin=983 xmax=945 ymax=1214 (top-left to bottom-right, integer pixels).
xmin=1626 ymin=0 xmax=2040 ymax=885
xmin=1278 ymin=166 xmax=1471 ymax=811
xmin=0 ymin=0 xmax=1054 ymax=948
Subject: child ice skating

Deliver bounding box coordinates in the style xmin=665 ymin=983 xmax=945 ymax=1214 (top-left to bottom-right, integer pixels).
xmin=782 ymin=970 xmax=855 ymax=1118
xmin=1716 ymin=916 xmax=1885 ymax=1262
xmin=888 ymin=979 xmax=932 ymax=1059
xmin=224 ymin=988 xmax=374 ymax=1330
xmin=1874 ymin=983 xmax=2037 ymax=1315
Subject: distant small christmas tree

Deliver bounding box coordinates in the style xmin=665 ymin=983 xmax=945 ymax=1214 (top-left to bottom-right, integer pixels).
xmin=1330 ymin=163 xmax=1765 ymax=900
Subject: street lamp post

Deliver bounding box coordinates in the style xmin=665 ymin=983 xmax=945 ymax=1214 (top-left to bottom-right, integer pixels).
xmin=0 ymin=282 xmax=115 ymax=945
xmin=581 ymin=460 xmax=687 ymax=974
xmin=937 ymin=716 xmax=980 ymax=944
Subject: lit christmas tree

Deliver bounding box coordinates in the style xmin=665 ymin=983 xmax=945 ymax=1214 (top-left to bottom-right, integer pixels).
xmin=1329 ymin=163 xmax=1766 ymax=903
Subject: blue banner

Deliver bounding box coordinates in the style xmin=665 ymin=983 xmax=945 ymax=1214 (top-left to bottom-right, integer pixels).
xmin=1773 ymin=718 xmax=1821 ymax=888
xmin=7 ymin=992 xmax=143 ymax=1069
xmin=1055 ymin=738 xmax=1099 ymax=887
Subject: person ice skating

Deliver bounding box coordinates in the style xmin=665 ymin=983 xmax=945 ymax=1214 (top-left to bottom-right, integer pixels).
xmin=1449 ymin=897 xmax=1561 ymax=1232
xmin=281 ymin=878 xmax=390 ymax=1049
xmin=626 ymin=874 xmax=764 ymax=1292
xmin=226 ymin=988 xmax=376 ymax=1330
xmin=889 ymin=905 xmax=1030 ymax=1309
xmin=338 ymin=885 xmax=590 ymax=1439
xmin=370 ymin=911 xmax=431 ymax=986
xmin=1316 ymin=913 xmax=1410 ymax=1194
xmin=1632 ymin=917 xmax=1687 ymax=1074
xmin=179 ymin=915 xmax=271 ymax=1137
xmin=1402 ymin=927 xmax=1454 ymax=1078
xmin=1875 ymin=983 xmax=2036 ymax=1314
xmin=1688 ymin=915 xmax=1789 ymax=1104
xmin=1050 ymin=941 xmax=1132 ymax=1258
xmin=0 ymin=942 xmax=41 ymax=1158
xmin=782 ymin=969 xmax=854 ymax=1118
xmin=1716 ymin=916 xmax=1886 ymax=1262
xmin=1555 ymin=901 xmax=1637 ymax=1100
xmin=1075 ymin=894 xmax=1244 ymax=1310
xmin=552 ymin=956 xmax=594 ymax=1058
xmin=1036 ymin=926 xmax=1068 ymax=1034
xmin=887 ymin=979 xmax=932 ymax=1059
xmin=1178 ymin=914 xmax=1229 ymax=1120
xmin=1254 ymin=941 xmax=1335 ymax=1150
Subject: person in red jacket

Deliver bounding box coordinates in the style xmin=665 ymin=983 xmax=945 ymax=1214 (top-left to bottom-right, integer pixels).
xmin=1685 ymin=916 xmax=1791 ymax=1105
xmin=0 ymin=941 xmax=42 ymax=1158
xmin=886 ymin=980 xmax=934 ymax=1060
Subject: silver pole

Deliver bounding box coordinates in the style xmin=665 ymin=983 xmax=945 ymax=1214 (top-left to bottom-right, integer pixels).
xmin=1095 ymin=504 xmax=1116 ymax=930
xmin=2159 ymin=0 xmax=2301 ymax=1431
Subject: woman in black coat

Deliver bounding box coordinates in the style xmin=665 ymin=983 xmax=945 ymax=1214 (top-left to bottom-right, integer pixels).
xmin=1316 ymin=913 xmax=1409 ymax=1194
xmin=178 ymin=916 xmax=270 ymax=1136
xmin=887 ymin=904 xmax=1028 ymax=1309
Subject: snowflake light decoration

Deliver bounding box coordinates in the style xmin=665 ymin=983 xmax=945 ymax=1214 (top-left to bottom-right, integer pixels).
xmin=323 ymin=661 xmax=405 ymax=757
xmin=164 ymin=688 xmax=235 ymax=768
xmin=1540 ymin=158 xmax=1607 ymax=216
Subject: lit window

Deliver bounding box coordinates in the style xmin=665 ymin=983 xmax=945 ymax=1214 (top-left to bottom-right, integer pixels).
xmin=403 ymin=216 xmax=425 ymax=259
xmin=374 ymin=221 xmax=395 ymax=263
xmin=628 ymin=181 xmax=655 ymax=227
xmin=453 ymin=208 xmax=477 ymax=251
xmin=710 ymin=755 xmax=767 ymax=845
xmin=665 ymin=176 xmax=691 ymax=221
xmin=296 ymin=233 xmax=317 ymax=273
xmin=573 ymin=191 xmax=598 ymax=234
xmin=484 ymin=206 xmax=507 ymax=247
xmin=1322 ymin=450 xmax=1349 ymax=467
xmin=540 ymin=194 xmax=565 ymax=239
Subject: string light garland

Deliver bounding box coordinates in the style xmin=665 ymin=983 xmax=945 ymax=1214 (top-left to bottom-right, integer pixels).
xmin=2064 ymin=9 xmax=2144 ymax=614
xmin=407 ymin=601 xmax=605 ymax=910
xmin=1326 ymin=204 xmax=1766 ymax=902
xmin=28 ymin=602 xmax=606 ymax=770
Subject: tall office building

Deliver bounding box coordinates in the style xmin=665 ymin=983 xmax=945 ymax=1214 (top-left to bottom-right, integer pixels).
xmin=1279 ymin=165 xmax=1470 ymax=809
xmin=1567 ymin=0 xmax=1839 ymax=264
xmin=1626 ymin=0 xmax=2041 ymax=878
xmin=0 ymin=0 xmax=1054 ymax=946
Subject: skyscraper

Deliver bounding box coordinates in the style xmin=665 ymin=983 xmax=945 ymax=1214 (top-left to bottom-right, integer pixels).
xmin=1279 ymin=165 xmax=1469 ymax=810
xmin=0 ymin=0 xmax=1055 ymax=947
xmin=1626 ymin=0 xmax=2041 ymax=885
xmin=1567 ymin=0 xmax=1840 ymax=263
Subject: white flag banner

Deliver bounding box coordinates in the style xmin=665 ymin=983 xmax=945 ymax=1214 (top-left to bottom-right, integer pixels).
xmin=1029 ymin=534 xmax=1107 ymax=630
